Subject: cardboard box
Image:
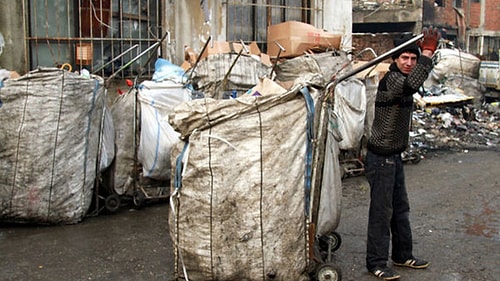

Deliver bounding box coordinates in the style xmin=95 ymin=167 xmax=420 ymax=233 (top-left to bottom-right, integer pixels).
xmin=259 ymin=53 xmax=272 ymax=67
xmin=180 ymin=60 xmax=192 ymax=71
xmin=267 ymin=21 xmax=342 ymax=58
xmin=248 ymin=77 xmax=287 ymax=96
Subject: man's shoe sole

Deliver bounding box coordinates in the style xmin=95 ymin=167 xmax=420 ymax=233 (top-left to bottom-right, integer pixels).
xmin=393 ymin=262 xmax=429 ymax=269
xmin=372 ymin=269 xmax=401 ymax=280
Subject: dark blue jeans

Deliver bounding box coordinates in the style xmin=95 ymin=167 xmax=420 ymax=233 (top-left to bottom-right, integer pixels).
xmin=364 ymin=150 xmax=413 ymax=271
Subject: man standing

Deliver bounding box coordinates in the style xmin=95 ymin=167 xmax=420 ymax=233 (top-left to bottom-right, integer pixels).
xmin=364 ymin=27 xmax=441 ymax=280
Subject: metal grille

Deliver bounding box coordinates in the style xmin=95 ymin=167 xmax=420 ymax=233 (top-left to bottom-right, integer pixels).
xmin=25 ymin=0 xmax=162 ymax=79
xmin=226 ymin=0 xmax=315 ymax=53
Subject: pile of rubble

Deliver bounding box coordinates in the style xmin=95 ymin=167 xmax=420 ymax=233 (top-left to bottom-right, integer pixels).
xmin=411 ymin=102 xmax=499 ymax=152
xmin=409 ymin=48 xmax=499 ymax=152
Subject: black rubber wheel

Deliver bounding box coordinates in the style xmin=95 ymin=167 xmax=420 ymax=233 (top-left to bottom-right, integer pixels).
xmin=315 ymin=263 xmax=342 ymax=281
xmin=319 ymin=231 xmax=342 ymax=253
xmin=330 ymin=232 xmax=342 ymax=251
xmin=133 ymin=190 xmax=145 ymax=208
xmin=104 ymin=194 xmax=121 ymax=213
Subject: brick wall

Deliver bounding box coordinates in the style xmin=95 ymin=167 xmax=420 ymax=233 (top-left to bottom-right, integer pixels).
xmin=352 ymin=33 xmax=398 ymax=63
xmin=469 ymin=1 xmax=482 ymax=28
xmin=484 ymin=0 xmax=500 ymax=31
xmin=424 ymin=0 xmax=500 ymax=32
xmin=423 ymin=0 xmax=458 ymax=28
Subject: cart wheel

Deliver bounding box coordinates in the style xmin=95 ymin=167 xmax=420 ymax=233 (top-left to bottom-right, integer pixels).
xmin=320 ymin=231 xmax=342 ymax=252
xmin=104 ymin=194 xmax=121 ymax=213
xmin=315 ymin=263 xmax=342 ymax=281
xmin=133 ymin=190 xmax=145 ymax=208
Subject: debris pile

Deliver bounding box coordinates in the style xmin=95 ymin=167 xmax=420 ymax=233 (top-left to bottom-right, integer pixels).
xmin=409 ymin=47 xmax=499 ymax=152
xmin=410 ymin=102 xmax=499 ymax=151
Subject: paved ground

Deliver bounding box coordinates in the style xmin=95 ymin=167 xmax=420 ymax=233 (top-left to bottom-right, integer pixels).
xmin=1 ymin=149 xmax=499 ymax=281
xmin=335 ymin=149 xmax=500 ymax=281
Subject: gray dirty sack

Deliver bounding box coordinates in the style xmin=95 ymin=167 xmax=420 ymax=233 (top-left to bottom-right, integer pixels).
xmin=333 ymin=78 xmax=367 ymax=150
xmin=0 ymin=68 xmax=111 ymax=224
xmin=190 ymin=53 xmax=271 ymax=99
xmin=168 ymin=83 xmax=342 ymax=280
xmin=429 ymin=48 xmax=481 ymax=83
xmin=274 ymin=51 xmax=349 ymax=87
xmin=110 ymin=90 xmax=137 ymax=195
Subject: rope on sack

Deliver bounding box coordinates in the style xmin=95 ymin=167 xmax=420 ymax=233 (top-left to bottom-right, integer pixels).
xmin=254 ymin=100 xmax=266 ymax=280
xmin=201 ymin=130 xmax=241 ymax=279
xmin=300 ymin=87 xmax=315 ymax=217
xmin=201 ymin=134 xmax=239 ymax=150
xmin=47 ymin=71 xmax=71 ymax=220
xmin=9 ymin=72 xmax=32 ymax=213
xmin=79 ymin=78 xmax=100 ymax=219
xmin=170 ymin=141 xmax=191 ymax=281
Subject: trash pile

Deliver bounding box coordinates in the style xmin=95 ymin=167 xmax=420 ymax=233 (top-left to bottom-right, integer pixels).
xmin=410 ymin=102 xmax=499 ymax=151
xmin=409 ymin=48 xmax=499 ymax=152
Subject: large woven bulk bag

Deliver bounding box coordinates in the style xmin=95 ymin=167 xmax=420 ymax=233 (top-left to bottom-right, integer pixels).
xmin=168 ymin=82 xmax=342 ymax=280
xmin=0 ymin=68 xmax=108 ymax=224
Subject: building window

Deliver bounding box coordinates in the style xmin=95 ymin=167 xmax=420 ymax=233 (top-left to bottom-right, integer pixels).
xmin=27 ymin=0 xmax=162 ymax=79
xmin=226 ymin=0 xmax=313 ymax=53
xmin=453 ymin=0 xmax=463 ymax=8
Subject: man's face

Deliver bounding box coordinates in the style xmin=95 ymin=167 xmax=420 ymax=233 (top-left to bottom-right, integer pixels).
xmin=395 ymin=52 xmax=418 ymax=74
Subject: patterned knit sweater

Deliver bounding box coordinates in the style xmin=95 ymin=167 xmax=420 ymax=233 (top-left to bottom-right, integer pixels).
xmin=367 ymin=56 xmax=434 ymax=155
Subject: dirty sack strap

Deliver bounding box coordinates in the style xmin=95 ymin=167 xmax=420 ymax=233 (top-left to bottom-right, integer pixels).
xmin=170 ymin=141 xmax=190 ymax=280
xmin=300 ymin=87 xmax=315 ymax=217
xmin=76 ymin=79 xmax=101 ymax=218
xmin=173 ymin=141 xmax=189 ymax=191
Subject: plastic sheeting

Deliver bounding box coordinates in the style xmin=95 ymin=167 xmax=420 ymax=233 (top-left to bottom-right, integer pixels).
xmin=138 ymin=80 xmax=191 ymax=180
xmin=168 ymin=81 xmax=343 ymax=280
xmin=361 ymin=75 xmax=379 ymax=141
xmin=0 ymin=68 xmax=112 ymax=224
xmin=315 ymin=106 xmax=343 ymax=237
xmin=333 ymin=78 xmax=367 ymax=150
xmin=110 ymin=80 xmax=191 ymax=194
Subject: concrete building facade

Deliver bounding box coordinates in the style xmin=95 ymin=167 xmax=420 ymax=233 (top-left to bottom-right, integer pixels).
xmin=423 ymin=0 xmax=500 ymax=59
xmin=0 ymin=0 xmax=352 ymax=78
xmin=352 ymin=0 xmax=500 ymax=61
